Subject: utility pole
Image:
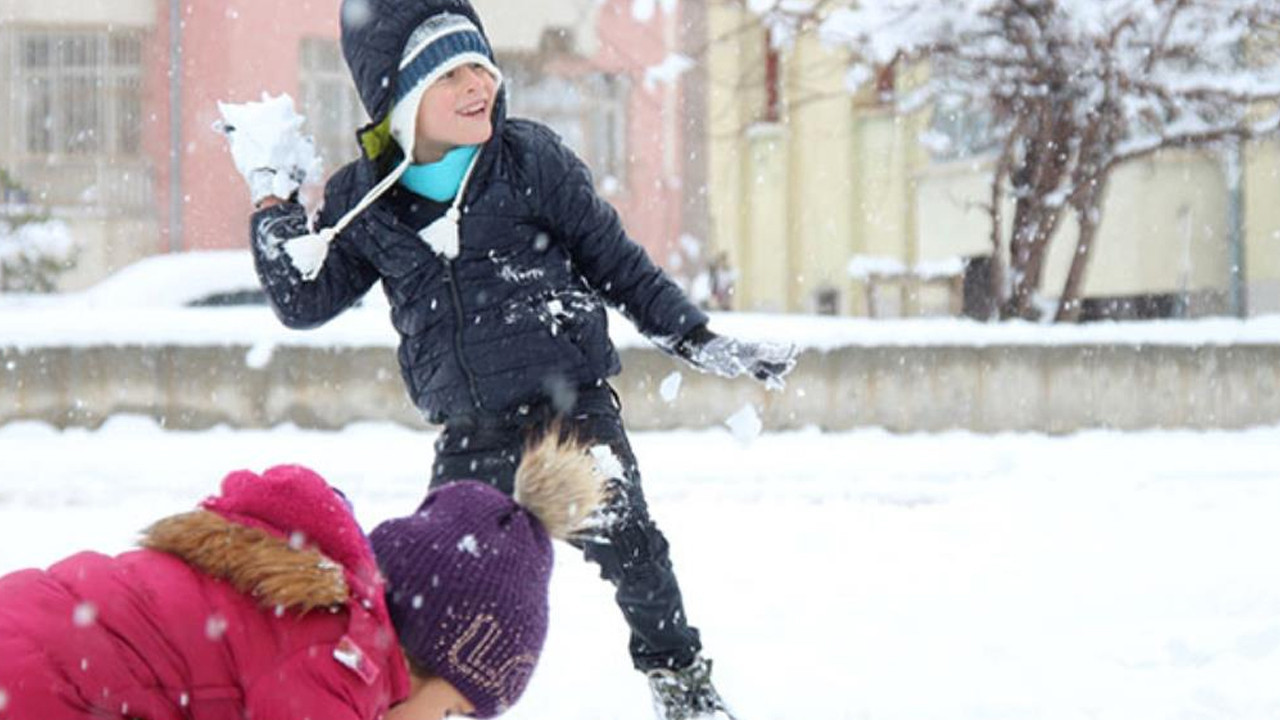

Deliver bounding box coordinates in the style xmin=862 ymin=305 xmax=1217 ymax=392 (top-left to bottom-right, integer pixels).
xmin=168 ymin=0 xmax=184 ymax=253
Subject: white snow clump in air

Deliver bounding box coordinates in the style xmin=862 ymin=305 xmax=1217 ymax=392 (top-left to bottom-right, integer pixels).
xmin=659 ymin=372 xmax=683 ymax=403
xmin=725 ymin=404 xmax=763 ymax=444
xmin=72 ymin=601 xmax=98 ymax=628
xmin=457 ymin=534 xmax=480 ymax=557
xmin=645 ymin=54 xmax=695 ymax=89
xmin=632 ymin=0 xmax=656 ymax=21
xmin=205 ymin=615 xmax=229 ymax=640
xmin=245 ymin=342 xmax=274 ymax=370
xmin=342 ymin=0 xmax=373 ymax=29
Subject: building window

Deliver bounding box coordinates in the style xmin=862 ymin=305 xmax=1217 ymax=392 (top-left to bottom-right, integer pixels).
xmin=502 ymin=58 xmax=630 ymax=192
xmin=583 ymin=73 xmax=629 ymax=190
xmin=299 ymin=38 xmax=367 ymax=174
xmin=922 ymin=57 xmax=996 ymax=162
xmin=925 ymin=101 xmax=997 ymax=162
xmin=506 ymin=70 xmax=586 ymax=153
xmin=16 ymin=30 xmax=142 ymax=158
xmin=814 ymin=287 xmax=840 ymax=315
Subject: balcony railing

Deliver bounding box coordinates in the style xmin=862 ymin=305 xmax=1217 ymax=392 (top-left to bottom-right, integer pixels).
xmin=10 ymin=157 xmax=154 ymax=217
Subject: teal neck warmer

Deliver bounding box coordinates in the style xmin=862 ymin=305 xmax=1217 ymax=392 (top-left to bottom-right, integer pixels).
xmin=399 ymin=145 xmax=479 ymax=202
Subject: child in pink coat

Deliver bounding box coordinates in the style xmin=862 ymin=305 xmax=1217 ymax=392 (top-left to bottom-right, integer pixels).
xmin=0 ymin=434 xmax=600 ymax=720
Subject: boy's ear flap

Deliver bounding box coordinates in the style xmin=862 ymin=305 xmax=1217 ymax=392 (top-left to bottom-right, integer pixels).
xmin=358 ymin=115 xmax=394 ymax=161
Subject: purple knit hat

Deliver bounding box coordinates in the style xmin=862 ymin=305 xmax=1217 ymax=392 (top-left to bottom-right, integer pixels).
xmin=369 ymin=481 xmax=554 ymax=718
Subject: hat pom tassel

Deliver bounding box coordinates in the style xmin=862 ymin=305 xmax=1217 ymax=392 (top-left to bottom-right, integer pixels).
xmin=283 ymin=227 xmax=336 ymax=281
xmin=419 ymin=207 xmax=461 ymax=259
xmin=514 ymin=432 xmax=607 ymax=541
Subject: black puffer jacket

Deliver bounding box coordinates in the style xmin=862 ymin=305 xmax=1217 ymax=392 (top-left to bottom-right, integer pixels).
xmin=249 ymin=0 xmax=706 ymax=423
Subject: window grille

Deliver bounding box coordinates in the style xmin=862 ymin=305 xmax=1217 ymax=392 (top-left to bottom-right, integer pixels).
xmin=17 ymin=30 xmax=142 ymax=158
xmin=298 ymin=37 xmax=368 ymax=174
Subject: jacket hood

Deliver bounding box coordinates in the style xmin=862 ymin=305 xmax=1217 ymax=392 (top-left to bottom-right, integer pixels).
xmin=340 ymin=0 xmax=507 ymax=164
xmin=142 ymin=510 xmax=349 ymax=613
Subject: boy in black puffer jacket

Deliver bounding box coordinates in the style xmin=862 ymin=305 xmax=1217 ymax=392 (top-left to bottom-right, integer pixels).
xmin=226 ymin=2 xmax=796 ymax=717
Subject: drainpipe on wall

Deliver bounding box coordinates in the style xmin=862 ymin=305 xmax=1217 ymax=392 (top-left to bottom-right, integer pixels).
xmin=1225 ymin=39 xmax=1248 ymax=318
xmin=1226 ymin=136 xmax=1247 ymax=318
xmin=678 ymin=0 xmax=710 ymax=253
xmin=168 ymin=0 xmax=183 ymax=253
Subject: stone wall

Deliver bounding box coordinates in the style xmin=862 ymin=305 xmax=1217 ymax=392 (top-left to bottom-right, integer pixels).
xmin=3 ymin=343 xmax=1278 ymax=432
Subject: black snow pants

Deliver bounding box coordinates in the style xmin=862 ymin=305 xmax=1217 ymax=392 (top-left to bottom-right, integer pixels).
xmin=425 ymin=383 xmax=702 ymax=672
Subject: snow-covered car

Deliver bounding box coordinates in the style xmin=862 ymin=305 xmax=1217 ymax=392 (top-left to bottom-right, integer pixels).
xmin=0 ymin=249 xmax=265 ymax=310
xmin=1 ymin=249 xmax=389 ymax=311
xmin=70 ymin=249 xmax=267 ymax=308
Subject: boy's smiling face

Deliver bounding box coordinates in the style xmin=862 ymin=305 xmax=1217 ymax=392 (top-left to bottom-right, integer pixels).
xmin=412 ymin=63 xmax=498 ymax=164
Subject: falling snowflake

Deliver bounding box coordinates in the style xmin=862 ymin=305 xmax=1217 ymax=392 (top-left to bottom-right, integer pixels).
xmin=725 ymin=404 xmax=763 ymax=444
xmin=659 ymin=372 xmax=683 ymax=403
xmin=205 ymin=614 xmax=229 ymax=640
xmin=245 ymin=343 xmax=274 ymax=370
xmin=72 ymin=602 xmax=98 ymax=628
xmin=457 ymin=534 xmax=480 ymax=557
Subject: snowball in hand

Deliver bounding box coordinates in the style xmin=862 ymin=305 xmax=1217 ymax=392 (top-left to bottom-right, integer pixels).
xmin=216 ymin=93 xmax=322 ymax=204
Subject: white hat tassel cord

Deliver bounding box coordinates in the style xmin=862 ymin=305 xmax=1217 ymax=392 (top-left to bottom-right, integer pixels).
xmin=285 ymin=12 xmax=496 ymax=279
xmin=283 ymin=156 xmax=413 ymax=281
xmin=417 ymin=148 xmax=481 ymax=260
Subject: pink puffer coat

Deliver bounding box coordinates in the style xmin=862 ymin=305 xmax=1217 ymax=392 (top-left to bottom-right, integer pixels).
xmin=0 ymin=465 xmax=410 ymax=720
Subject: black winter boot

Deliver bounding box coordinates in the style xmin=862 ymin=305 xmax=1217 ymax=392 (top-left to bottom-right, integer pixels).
xmin=647 ymin=655 xmax=737 ymax=720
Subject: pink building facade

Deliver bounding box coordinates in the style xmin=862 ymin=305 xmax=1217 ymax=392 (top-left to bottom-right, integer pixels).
xmin=149 ymin=0 xmax=361 ymax=254
xmin=138 ymin=0 xmax=699 ymax=270
xmin=592 ymin=0 xmax=695 ymax=269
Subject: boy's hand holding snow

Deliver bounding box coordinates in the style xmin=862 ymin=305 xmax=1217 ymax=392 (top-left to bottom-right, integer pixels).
xmin=676 ymin=325 xmax=798 ymax=391
xmin=216 ymin=93 xmax=322 ymax=206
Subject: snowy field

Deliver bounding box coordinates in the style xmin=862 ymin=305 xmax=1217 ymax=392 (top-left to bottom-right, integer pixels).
xmin=2 ymin=419 xmax=1279 ymax=719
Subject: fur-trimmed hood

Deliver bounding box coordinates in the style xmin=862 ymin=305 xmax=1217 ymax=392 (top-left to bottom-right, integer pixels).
xmin=142 ymin=509 xmax=350 ymax=613
xmin=0 ymin=464 xmax=411 ymax=720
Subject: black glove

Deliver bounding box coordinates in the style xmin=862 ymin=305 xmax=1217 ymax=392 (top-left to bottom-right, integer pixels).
xmin=675 ymin=325 xmax=798 ymax=390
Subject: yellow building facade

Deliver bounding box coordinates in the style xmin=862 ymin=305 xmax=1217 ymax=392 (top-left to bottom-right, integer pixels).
xmin=704 ymin=4 xmax=1280 ymax=318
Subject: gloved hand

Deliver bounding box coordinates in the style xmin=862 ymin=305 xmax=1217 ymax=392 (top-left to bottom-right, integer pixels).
xmin=215 ymin=92 xmax=322 ymax=206
xmin=675 ymin=325 xmax=798 ymax=391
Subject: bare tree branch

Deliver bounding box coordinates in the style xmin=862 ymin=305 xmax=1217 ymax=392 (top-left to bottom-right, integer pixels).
xmin=724 ymin=0 xmax=1280 ymax=320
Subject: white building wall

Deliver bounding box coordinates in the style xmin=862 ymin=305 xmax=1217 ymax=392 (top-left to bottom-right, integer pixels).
xmin=471 ymin=0 xmax=599 ymax=54
xmin=1 ymin=0 xmax=155 ymax=26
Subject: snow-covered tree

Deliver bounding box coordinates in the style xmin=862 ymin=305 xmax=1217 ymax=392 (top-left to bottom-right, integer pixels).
xmin=0 ymin=170 xmax=77 ymax=293
xmin=743 ymin=0 xmax=1280 ymax=320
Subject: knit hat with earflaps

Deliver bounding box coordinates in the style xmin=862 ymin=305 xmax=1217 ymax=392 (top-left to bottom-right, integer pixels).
xmin=283 ymin=11 xmax=501 ymax=278
xmin=369 ymin=432 xmax=605 ymax=719
xmin=388 ymin=12 xmax=501 ymax=161
xmin=389 ymin=12 xmax=502 ymax=258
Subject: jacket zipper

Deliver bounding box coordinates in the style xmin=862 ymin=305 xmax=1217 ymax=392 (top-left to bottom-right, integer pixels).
xmin=374 ymin=142 xmax=489 ymax=414
xmin=442 ymin=259 xmax=484 ymax=411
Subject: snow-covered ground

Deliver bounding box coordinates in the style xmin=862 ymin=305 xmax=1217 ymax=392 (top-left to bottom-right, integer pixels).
xmin=2 ymin=418 xmax=1278 ymax=719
